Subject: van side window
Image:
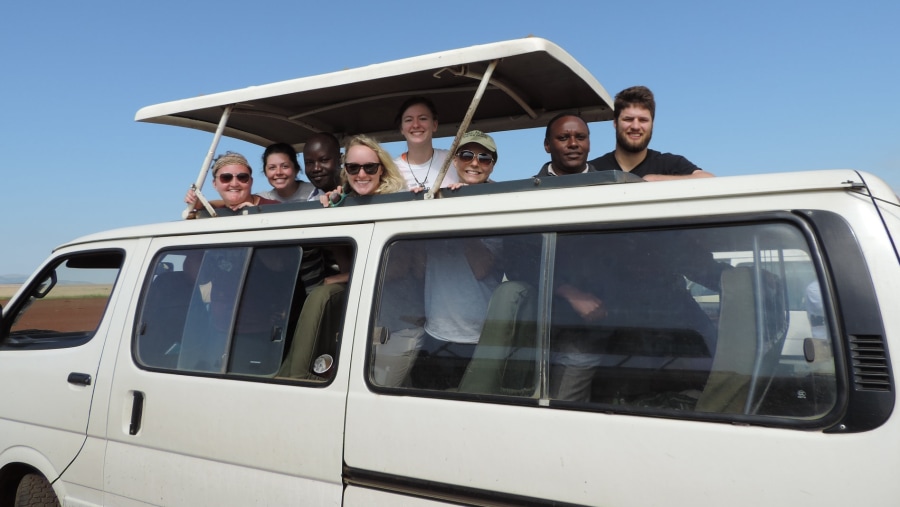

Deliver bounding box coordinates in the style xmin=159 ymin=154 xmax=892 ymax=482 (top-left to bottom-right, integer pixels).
xmin=369 ymin=222 xmax=838 ymax=424
xmin=0 ymin=251 xmax=123 ymax=349
xmin=135 ymin=243 xmax=350 ymax=381
xmin=370 ymin=233 xmax=541 ymax=394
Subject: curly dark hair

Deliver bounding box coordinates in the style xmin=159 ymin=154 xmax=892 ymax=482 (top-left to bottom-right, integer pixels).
xmin=614 ymin=86 xmax=656 ymax=120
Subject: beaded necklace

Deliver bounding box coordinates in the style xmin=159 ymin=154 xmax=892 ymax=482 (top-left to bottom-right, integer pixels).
xmin=406 ymin=149 xmax=434 ymax=189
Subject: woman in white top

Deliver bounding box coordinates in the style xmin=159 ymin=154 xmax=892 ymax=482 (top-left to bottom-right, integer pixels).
xmin=392 ymin=96 xmax=458 ymax=191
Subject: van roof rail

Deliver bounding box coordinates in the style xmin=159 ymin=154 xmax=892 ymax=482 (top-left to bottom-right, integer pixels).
xmin=192 ymin=170 xmax=643 ymax=218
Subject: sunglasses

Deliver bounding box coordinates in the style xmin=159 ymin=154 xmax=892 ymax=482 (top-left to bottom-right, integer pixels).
xmin=344 ymin=162 xmax=382 ymax=175
xmin=456 ymin=150 xmax=494 ymax=165
xmin=217 ymin=172 xmax=251 ymax=184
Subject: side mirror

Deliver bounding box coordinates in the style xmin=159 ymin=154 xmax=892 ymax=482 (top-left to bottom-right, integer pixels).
xmin=34 ymin=271 xmax=58 ymax=299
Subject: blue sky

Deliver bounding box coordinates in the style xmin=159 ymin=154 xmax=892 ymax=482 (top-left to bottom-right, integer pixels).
xmin=1 ymin=1 xmax=898 ymax=276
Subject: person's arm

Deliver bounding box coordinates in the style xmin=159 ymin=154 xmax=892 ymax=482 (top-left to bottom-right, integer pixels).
xmin=227 ymin=195 xmax=272 ymax=211
xmin=666 ymin=231 xmax=729 ymax=292
xmin=319 ymin=186 xmax=347 ymax=207
xmin=323 ymin=245 xmax=353 ymax=284
xmin=642 ymin=169 xmax=714 ymax=181
xmin=184 ymin=189 xmax=225 ymax=219
xmin=641 ymin=153 xmax=714 ymax=181
xmin=556 ymin=283 xmax=607 ymax=321
xmin=463 ymin=238 xmax=497 ymax=280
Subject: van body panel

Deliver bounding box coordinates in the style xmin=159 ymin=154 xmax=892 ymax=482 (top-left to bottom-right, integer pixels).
xmin=56 ymin=238 xmax=153 ymax=500
xmin=342 ymin=181 xmax=900 ymax=506
xmin=54 ymin=169 xmax=864 ymax=250
xmin=345 ymin=395 xmax=900 ymax=506
xmin=0 ymin=174 xmax=896 ymax=505
xmin=344 ymin=485 xmax=456 ymax=506
xmin=0 ymin=240 xmax=136 ymax=487
xmin=101 ymin=226 xmax=371 ymax=506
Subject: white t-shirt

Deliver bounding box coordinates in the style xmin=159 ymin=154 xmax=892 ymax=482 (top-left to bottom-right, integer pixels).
xmin=423 ymin=237 xmax=503 ymax=343
xmin=394 ymin=149 xmax=458 ymax=191
xmin=258 ymin=181 xmax=317 ymax=203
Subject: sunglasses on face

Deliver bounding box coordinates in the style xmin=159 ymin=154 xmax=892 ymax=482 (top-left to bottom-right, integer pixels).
xmin=344 ymin=162 xmax=381 ymax=175
xmin=456 ymin=150 xmax=494 ymax=165
xmin=217 ymin=172 xmax=251 ymax=183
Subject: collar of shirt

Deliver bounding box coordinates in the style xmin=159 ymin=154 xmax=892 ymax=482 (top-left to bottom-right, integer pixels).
xmin=547 ymin=163 xmax=589 ymax=176
xmin=307 ymin=187 xmax=324 ymax=201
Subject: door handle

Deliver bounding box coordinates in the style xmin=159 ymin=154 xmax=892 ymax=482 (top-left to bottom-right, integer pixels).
xmin=129 ymin=391 xmax=145 ymax=436
xmin=67 ymin=372 xmax=92 ymax=386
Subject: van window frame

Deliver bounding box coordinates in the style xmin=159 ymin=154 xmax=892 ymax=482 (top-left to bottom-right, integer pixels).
xmin=0 ymin=248 xmax=124 ymax=351
xmin=365 ymin=211 xmax=888 ymax=431
xmin=132 ymin=239 xmax=356 ymax=386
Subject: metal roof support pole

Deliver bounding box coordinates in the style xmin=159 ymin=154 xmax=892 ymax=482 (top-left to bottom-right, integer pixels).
xmin=426 ymin=58 xmax=499 ymax=200
xmin=182 ymin=104 xmax=234 ymax=219
xmin=436 ymin=65 xmax=537 ymax=120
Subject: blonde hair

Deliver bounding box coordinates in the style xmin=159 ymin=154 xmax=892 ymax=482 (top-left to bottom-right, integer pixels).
xmin=211 ymin=151 xmax=252 ymax=176
xmin=340 ymin=135 xmax=405 ymax=195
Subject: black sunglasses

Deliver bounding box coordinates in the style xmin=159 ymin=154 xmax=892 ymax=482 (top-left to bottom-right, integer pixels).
xmin=344 ymin=162 xmax=382 ymax=175
xmin=456 ymin=150 xmax=494 ymax=165
xmin=217 ymin=172 xmax=251 ymax=183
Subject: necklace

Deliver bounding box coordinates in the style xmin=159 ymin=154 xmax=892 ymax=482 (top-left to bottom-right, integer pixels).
xmin=406 ymin=149 xmax=434 ymax=189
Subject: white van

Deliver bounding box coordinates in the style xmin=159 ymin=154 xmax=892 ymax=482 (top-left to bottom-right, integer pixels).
xmin=2 ymin=38 xmax=899 ymax=507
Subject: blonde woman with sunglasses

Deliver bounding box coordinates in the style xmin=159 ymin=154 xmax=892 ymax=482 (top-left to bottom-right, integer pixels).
xmin=320 ymin=135 xmax=405 ymax=207
xmin=185 ymin=152 xmax=279 ymax=218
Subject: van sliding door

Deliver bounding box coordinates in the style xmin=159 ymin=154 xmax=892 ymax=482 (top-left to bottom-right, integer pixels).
xmin=104 ymin=225 xmax=372 ymax=506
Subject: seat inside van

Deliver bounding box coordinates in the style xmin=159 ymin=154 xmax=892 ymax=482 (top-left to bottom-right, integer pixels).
xmin=458 ymin=281 xmax=539 ymax=396
xmin=697 ymin=266 xmax=788 ymax=414
xmin=278 ymin=283 xmax=346 ymax=380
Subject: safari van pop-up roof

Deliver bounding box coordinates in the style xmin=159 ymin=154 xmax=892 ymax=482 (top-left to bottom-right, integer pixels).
xmin=136 ymin=37 xmax=621 ymax=213
xmin=135 ymin=37 xmax=613 ymax=147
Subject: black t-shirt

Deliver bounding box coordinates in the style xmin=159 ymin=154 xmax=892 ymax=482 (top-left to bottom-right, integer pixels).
xmin=588 ymin=149 xmax=700 ymax=178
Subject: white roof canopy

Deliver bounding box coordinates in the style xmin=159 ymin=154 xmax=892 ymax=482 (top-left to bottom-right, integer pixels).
xmin=135 ymin=37 xmax=614 ymax=148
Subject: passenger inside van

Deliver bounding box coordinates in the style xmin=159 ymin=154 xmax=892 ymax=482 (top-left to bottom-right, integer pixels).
xmin=393 ymin=96 xmax=459 ymax=191
xmin=550 ymin=231 xmax=728 ymax=403
xmin=409 ymin=235 xmax=503 ymax=390
xmin=447 ymin=130 xmax=497 ymax=189
xmin=256 ymin=143 xmax=317 ymax=203
xmin=184 ymin=152 xmax=279 ymax=218
xmin=588 ymin=86 xmax=714 ymax=180
xmin=407 ymin=132 xmax=503 ymax=390
xmin=319 ymin=135 xmax=405 ymax=207
xmin=411 ymin=129 xmax=498 ymax=194
xmin=303 ymin=133 xmax=343 ymax=201
xmin=535 ymin=112 xmax=598 ymax=176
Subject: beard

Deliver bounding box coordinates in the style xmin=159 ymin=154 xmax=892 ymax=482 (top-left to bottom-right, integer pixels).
xmin=616 ymin=127 xmax=653 ymax=153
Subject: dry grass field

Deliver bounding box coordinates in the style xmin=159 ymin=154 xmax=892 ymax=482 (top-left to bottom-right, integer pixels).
xmin=0 ymin=284 xmax=112 ymax=332
xmin=0 ymin=284 xmax=21 ymax=301
xmin=0 ymin=284 xmax=113 ymax=300
xmin=1 ymin=285 xmax=113 ymax=332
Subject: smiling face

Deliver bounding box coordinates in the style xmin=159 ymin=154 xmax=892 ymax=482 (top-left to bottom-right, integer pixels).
xmin=264 ymin=152 xmax=299 ymax=193
xmin=344 ymin=144 xmax=383 ymax=196
xmin=213 ymin=163 xmax=253 ymax=207
xmin=544 ymin=115 xmax=591 ymax=174
xmin=303 ymin=137 xmax=340 ymax=190
xmin=454 ymin=142 xmax=495 ymax=184
xmin=614 ymin=105 xmax=654 ymax=153
xmin=400 ymin=103 xmax=438 ymax=148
